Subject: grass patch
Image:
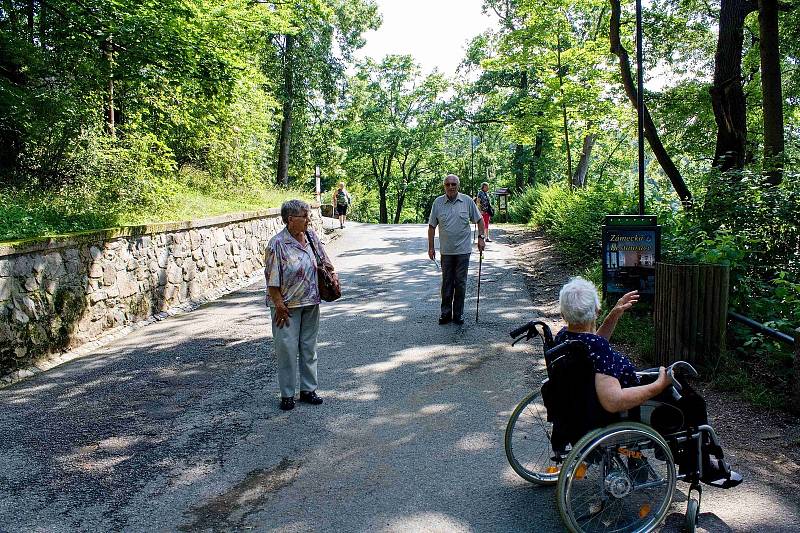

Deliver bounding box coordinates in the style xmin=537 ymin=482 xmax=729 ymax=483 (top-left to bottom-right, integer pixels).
xmin=0 ymin=182 xmax=308 ymax=242
xmin=708 ymin=353 xmax=787 ymax=409
xmin=608 ymin=311 xmax=656 ymax=363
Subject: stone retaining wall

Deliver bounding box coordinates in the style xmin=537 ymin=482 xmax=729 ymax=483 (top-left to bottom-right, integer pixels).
xmin=0 ymin=208 xmax=322 ymax=378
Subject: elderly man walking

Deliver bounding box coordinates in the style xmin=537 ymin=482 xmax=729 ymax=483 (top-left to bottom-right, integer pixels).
xmin=427 ymin=174 xmax=486 ymax=325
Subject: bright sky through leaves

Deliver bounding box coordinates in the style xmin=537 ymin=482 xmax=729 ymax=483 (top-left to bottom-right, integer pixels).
xmin=356 ymin=0 xmax=495 ymax=76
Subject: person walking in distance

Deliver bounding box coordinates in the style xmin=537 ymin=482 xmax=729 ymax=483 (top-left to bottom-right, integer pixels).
xmin=334 ymin=182 xmax=351 ymax=229
xmin=428 ymin=174 xmax=486 ymax=325
xmin=477 ymin=182 xmax=494 ymax=242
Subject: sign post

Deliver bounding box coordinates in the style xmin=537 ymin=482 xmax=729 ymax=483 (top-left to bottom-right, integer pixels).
xmin=314 ymin=166 xmax=321 ymax=204
xmin=601 ymin=215 xmax=660 ymax=303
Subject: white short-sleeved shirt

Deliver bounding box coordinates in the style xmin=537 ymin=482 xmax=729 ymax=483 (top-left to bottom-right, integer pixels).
xmin=428 ymin=192 xmax=482 ymax=255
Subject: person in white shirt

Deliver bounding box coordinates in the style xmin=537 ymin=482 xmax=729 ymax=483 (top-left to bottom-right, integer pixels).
xmin=427 ymin=174 xmax=485 ymax=325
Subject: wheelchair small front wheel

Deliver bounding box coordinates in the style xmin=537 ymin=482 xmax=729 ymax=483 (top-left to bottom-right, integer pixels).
xmin=556 ymin=422 xmax=676 ymax=533
xmin=504 ymin=390 xmax=561 ymax=485
xmin=685 ymin=498 xmax=699 ymax=533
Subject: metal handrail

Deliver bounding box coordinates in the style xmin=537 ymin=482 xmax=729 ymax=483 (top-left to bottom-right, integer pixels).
xmin=728 ymin=311 xmax=795 ymax=345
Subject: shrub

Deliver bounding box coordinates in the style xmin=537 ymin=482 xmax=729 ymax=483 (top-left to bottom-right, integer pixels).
xmin=507 ymin=185 xmax=544 ymax=223
xmin=523 ymin=182 xmax=636 ymax=266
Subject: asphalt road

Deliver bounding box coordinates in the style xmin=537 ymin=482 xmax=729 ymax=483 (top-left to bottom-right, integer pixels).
xmin=1 ymin=222 xmax=797 ymax=532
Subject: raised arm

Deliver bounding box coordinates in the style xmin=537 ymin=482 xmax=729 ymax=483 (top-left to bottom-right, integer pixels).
xmin=596 ymin=290 xmax=639 ymax=340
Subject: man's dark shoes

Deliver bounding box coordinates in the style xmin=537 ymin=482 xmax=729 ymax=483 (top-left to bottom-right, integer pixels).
xmin=299 ymin=390 xmax=323 ymax=405
xmin=438 ymin=314 xmax=452 ymax=325
xmin=453 ymin=315 xmax=465 ymax=325
xmin=279 ymin=397 xmax=295 ymax=411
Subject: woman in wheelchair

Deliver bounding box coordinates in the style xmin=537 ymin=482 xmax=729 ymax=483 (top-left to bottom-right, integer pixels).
xmin=555 ymin=277 xmax=742 ymax=488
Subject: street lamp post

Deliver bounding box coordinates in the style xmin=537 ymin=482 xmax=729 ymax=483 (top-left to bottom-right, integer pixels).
xmin=636 ymin=0 xmax=645 ymax=216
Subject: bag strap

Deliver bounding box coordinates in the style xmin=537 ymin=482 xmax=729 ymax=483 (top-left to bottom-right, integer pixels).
xmin=305 ymin=230 xmax=323 ymax=266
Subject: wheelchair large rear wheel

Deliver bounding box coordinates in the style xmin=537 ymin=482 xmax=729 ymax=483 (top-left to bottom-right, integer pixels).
xmin=556 ymin=422 xmax=676 ymax=533
xmin=504 ymin=390 xmax=561 ymax=485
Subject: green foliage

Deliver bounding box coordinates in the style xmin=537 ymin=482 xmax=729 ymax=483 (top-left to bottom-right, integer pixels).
xmin=342 ymin=55 xmax=449 ymax=223
xmin=1 ymin=166 xmax=307 ymax=242
xmin=507 ymin=185 xmax=543 ymax=223
xmin=511 ymin=181 xmax=636 ymax=266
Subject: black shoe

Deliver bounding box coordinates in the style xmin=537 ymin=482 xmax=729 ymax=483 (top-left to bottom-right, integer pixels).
xmin=299 ymin=390 xmax=323 ymax=405
xmin=280 ymin=397 xmax=295 ymax=411
xmin=438 ymin=314 xmax=452 ymax=325
xmin=453 ymin=315 xmax=465 ymax=325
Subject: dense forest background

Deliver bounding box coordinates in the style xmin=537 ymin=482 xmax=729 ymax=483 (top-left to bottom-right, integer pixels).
xmin=1 ymin=0 xmax=799 ymax=401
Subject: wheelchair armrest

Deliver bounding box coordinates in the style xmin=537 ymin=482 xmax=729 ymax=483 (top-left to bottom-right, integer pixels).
xmin=636 ymin=362 xmax=700 ymax=401
xmin=635 ymin=368 xmax=660 ymax=378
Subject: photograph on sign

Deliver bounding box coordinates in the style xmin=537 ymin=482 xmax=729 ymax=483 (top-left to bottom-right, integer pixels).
xmin=602 ymin=227 xmax=659 ymax=298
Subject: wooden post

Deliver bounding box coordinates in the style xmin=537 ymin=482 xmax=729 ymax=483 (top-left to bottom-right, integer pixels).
xmin=792 ymin=328 xmax=800 ymax=414
xmin=654 ymin=263 xmax=729 ymax=367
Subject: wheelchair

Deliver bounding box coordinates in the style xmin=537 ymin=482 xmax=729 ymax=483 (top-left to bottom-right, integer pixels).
xmin=504 ymin=321 xmax=741 ymax=533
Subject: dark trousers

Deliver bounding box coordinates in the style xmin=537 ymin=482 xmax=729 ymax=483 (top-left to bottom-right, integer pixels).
xmin=440 ymin=253 xmax=470 ymax=319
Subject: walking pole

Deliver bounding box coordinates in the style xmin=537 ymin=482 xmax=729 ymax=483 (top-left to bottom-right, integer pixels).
xmin=475 ymin=250 xmax=483 ymax=323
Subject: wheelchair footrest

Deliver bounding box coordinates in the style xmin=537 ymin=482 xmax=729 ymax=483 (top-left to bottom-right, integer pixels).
xmin=706 ymin=470 xmax=743 ymax=489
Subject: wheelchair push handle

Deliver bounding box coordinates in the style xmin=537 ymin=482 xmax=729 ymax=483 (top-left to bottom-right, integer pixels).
xmin=509 ymin=321 xmax=535 ymax=339
xmin=509 ymin=320 xmax=554 ymax=347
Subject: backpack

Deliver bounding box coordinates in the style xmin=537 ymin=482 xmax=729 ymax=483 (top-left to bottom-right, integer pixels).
xmin=336 ymin=190 xmax=349 ymax=206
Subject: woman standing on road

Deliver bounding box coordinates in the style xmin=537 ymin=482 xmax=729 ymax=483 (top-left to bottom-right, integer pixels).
xmin=477 ymin=182 xmax=493 ymax=242
xmin=334 ymin=182 xmax=351 ymax=229
xmin=265 ymin=199 xmax=337 ymax=411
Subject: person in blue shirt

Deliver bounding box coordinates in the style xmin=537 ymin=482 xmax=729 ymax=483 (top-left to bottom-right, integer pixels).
xmin=555 ymin=277 xmax=670 ymax=409
xmin=555 ymin=276 xmax=741 ymax=487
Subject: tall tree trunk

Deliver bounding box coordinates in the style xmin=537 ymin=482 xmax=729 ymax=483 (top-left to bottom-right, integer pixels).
xmin=104 ymin=36 xmax=115 ymax=138
xmin=710 ymin=0 xmax=756 ymax=171
xmin=528 ymin=130 xmax=544 ymax=186
xmin=26 ymin=0 xmax=34 ymax=44
xmin=513 ymin=70 xmax=528 ymax=190
xmin=557 ymin=32 xmax=573 ymax=185
xmin=277 ymin=35 xmax=295 ymax=186
xmin=572 ymin=133 xmax=596 ymax=188
xmin=378 ymin=181 xmax=389 ymax=223
xmin=759 ymin=0 xmax=784 ymax=185
xmin=609 ymin=0 xmax=692 ymax=205
xmin=513 ymin=144 xmax=525 ymax=190
xmin=394 ymin=187 xmax=406 ymax=224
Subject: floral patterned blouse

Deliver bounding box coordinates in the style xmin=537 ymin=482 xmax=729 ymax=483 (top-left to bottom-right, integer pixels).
xmin=554 ymin=327 xmax=641 ymax=388
xmin=264 ymin=228 xmax=331 ymax=309
xmin=477 ymin=189 xmax=492 ymax=213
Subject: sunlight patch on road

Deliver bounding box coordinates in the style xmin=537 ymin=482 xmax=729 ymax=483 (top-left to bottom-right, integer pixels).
xmin=351 ymin=345 xmax=480 ymax=375
xmin=169 ymin=462 xmax=217 ymax=487
xmin=418 ymin=403 xmax=456 ymax=415
xmin=367 ymin=413 xmax=415 ymax=427
xmin=327 ymin=383 xmax=381 ymax=401
xmin=455 ymin=432 xmax=495 ymax=452
xmin=378 ymin=511 xmax=472 ymax=532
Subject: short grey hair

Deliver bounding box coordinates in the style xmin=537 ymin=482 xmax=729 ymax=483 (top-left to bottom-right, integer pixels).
xmin=444 ymin=174 xmax=460 ymax=185
xmin=559 ymin=277 xmax=601 ymax=326
xmin=280 ymin=199 xmax=311 ymax=224
xmin=481 ymin=181 xmax=489 ymax=189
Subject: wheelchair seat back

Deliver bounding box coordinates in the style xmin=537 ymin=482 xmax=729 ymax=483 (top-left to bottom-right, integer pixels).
xmin=542 ymin=339 xmax=618 ymax=450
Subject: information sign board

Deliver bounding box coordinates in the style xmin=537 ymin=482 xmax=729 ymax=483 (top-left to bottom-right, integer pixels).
xmin=494 ymin=188 xmax=510 ymax=211
xmin=602 ymin=215 xmax=660 ymax=301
